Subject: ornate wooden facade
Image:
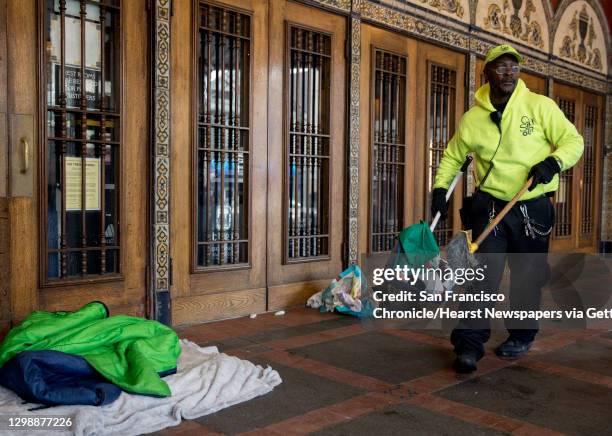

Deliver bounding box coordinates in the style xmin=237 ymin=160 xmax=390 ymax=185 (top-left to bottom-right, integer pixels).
xmin=0 ymin=0 xmax=610 ymax=328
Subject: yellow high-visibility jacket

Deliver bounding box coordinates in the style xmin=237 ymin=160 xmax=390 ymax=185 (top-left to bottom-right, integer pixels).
xmin=434 ymin=79 xmax=584 ymax=201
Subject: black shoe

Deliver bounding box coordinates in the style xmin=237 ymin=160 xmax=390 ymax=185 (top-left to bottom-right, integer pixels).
xmin=453 ymin=352 xmax=478 ymax=373
xmin=495 ymin=338 xmax=533 ymax=359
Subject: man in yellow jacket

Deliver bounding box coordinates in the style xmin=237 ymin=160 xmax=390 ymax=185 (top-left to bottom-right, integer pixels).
xmin=431 ymin=44 xmax=584 ymax=373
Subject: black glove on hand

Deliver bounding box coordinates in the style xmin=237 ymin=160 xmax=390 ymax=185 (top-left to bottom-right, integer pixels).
xmin=528 ymin=156 xmax=561 ymax=191
xmin=431 ymin=188 xmax=448 ymax=220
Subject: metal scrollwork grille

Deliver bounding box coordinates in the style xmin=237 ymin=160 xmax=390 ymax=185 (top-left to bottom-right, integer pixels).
xmin=196 ymin=4 xmax=250 ymax=268
xmin=427 ymin=64 xmax=457 ymax=247
xmin=580 ymin=104 xmax=597 ymax=238
xmin=286 ymin=26 xmax=331 ymax=261
xmin=555 ymin=98 xmax=575 ymax=238
xmin=370 ymin=49 xmax=406 ymax=253
xmin=44 ymin=0 xmax=121 ymax=280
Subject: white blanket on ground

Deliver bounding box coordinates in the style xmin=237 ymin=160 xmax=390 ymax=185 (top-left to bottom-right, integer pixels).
xmin=0 ymin=339 xmax=282 ymax=435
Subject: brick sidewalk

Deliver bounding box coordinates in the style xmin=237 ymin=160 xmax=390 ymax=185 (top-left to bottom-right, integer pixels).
xmin=154 ymin=308 xmax=612 ymax=435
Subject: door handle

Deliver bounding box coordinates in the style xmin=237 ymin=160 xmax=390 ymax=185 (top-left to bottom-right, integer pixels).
xmin=20 ymin=137 xmax=29 ymax=173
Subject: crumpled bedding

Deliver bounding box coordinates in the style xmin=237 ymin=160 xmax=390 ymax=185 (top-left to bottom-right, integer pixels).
xmin=0 ymin=340 xmax=282 ymax=436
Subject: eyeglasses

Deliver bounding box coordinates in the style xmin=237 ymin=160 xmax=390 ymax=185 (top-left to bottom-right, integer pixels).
xmin=491 ymin=65 xmax=520 ymax=75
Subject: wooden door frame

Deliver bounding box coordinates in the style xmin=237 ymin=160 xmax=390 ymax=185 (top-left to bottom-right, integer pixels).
xmin=267 ymin=0 xmax=347 ymax=310
xmin=36 ymin=0 xmax=128 ymax=290
xmin=0 ymin=0 xmax=13 ymax=333
xmin=576 ymin=89 xmax=604 ymax=251
xmin=551 ymin=81 xmax=605 ymax=253
xmin=170 ymin=0 xmax=268 ymax=325
xmin=366 ymin=44 xmax=412 ymax=254
xmin=6 ymin=0 xmax=39 ymax=322
xmin=415 ymin=41 xmax=466 ymax=241
xmin=188 ymin=0 xmax=259 ymax=278
xmin=357 ymin=26 xmax=467 ymax=257
xmin=5 ymin=0 xmax=151 ymax=323
xmin=552 ymin=81 xmax=583 ymax=252
xmin=358 ymin=23 xmax=417 ymax=258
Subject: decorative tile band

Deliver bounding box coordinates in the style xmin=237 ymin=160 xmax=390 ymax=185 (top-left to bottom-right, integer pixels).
xmin=315 ymin=0 xmax=351 ymax=12
xmin=376 ymin=0 xmax=469 ymax=23
xmin=152 ymin=0 xmax=171 ymax=319
xmin=360 ymin=1 xmax=470 ymax=50
xmin=348 ymin=16 xmax=361 ymax=265
xmin=308 ymin=0 xmax=608 ymax=93
xmin=548 ymin=64 xmax=607 ymax=93
xmin=468 ymin=52 xmax=476 ymax=108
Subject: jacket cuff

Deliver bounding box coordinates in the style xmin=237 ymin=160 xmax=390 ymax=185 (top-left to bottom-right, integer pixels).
xmin=549 ymin=155 xmax=563 ymax=172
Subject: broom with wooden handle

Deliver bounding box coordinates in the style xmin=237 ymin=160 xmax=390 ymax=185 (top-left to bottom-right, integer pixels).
xmin=446 ymin=177 xmax=534 ymax=269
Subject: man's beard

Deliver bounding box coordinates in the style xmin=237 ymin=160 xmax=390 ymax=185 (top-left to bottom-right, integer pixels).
xmin=498 ymin=82 xmax=517 ymax=96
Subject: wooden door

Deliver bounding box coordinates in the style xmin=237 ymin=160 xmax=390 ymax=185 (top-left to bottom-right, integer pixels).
xmin=358 ymin=24 xmax=417 ymax=257
xmin=266 ymin=0 xmax=346 ymax=310
xmin=7 ymin=0 xmax=149 ymax=320
xmin=552 ymin=83 xmax=581 ymax=251
xmin=171 ymin=0 xmax=268 ymax=325
xmin=171 ymin=0 xmax=346 ymax=323
xmin=415 ymin=42 xmax=466 ymax=247
xmin=552 ymin=82 xmax=603 ymax=252
xmin=576 ymin=90 xmax=603 ymax=251
xmin=358 ymin=25 xmax=466 ymax=258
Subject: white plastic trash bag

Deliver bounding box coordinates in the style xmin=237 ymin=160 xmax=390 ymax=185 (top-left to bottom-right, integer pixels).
xmin=307 ymin=265 xmax=374 ymax=317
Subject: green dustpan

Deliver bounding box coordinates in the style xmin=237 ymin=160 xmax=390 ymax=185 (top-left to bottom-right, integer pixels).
xmin=397 ymin=220 xmax=440 ymax=268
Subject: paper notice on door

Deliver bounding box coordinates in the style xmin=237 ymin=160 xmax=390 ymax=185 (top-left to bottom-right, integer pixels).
xmin=65 ymin=157 xmax=101 ymax=211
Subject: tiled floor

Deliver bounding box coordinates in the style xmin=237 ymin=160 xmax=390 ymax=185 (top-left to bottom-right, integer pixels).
xmin=155 ymin=308 xmax=612 ymax=435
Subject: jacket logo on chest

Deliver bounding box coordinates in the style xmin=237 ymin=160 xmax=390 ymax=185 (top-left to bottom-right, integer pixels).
xmin=520 ymin=116 xmax=535 ymax=136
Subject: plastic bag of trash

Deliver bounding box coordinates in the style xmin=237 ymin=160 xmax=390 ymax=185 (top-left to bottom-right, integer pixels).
xmin=307 ymin=265 xmax=374 ymax=318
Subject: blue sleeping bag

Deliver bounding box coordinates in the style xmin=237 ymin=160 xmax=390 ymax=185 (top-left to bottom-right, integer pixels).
xmin=0 ymin=350 xmax=122 ymax=406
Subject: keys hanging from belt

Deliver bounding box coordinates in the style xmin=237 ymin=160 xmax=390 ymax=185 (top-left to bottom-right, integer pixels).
xmin=519 ymin=204 xmax=552 ymax=239
xmin=488 ymin=202 xmax=499 ymax=237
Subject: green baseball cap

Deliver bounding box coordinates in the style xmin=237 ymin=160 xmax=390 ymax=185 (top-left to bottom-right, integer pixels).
xmin=484 ymin=44 xmax=524 ymax=65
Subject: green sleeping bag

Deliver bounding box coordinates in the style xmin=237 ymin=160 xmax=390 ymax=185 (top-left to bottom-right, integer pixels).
xmin=0 ymin=302 xmax=181 ymax=397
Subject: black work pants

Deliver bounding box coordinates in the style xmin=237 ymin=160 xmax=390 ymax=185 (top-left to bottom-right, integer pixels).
xmin=450 ymin=191 xmax=555 ymax=360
